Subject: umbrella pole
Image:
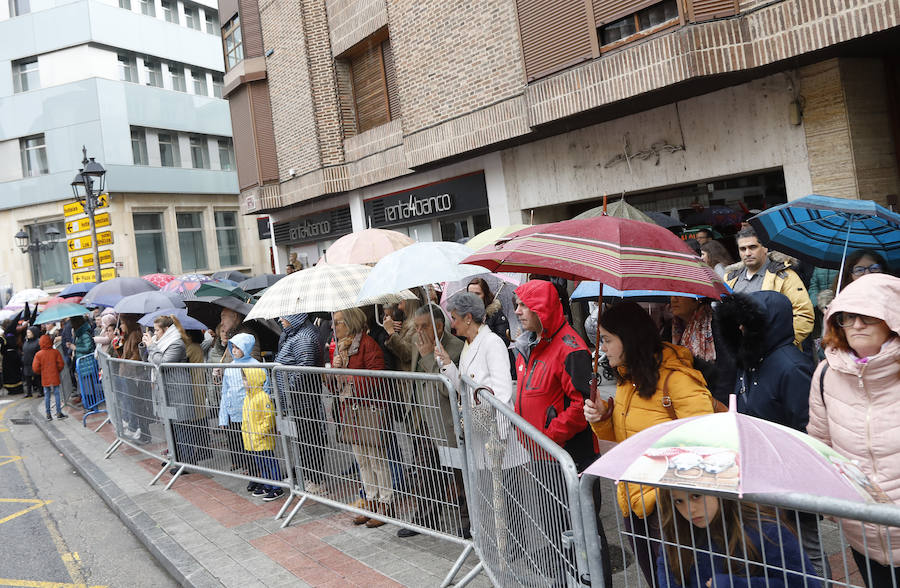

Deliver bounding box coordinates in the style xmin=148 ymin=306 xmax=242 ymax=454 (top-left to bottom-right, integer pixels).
xmin=591 ymin=288 xmax=602 ymax=403
xmin=420 ymin=288 xmax=441 ymax=348
xmin=834 ymin=215 xmax=855 ymax=296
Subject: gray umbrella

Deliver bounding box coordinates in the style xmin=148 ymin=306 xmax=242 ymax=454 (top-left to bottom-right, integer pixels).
xmin=113 ymin=291 xmax=185 ymax=314
xmin=212 ymin=270 xmax=248 ymax=282
xmin=238 ymin=274 xmax=285 ymax=293
xmin=82 ymin=276 xmax=159 ymax=307
xmin=645 ymin=211 xmax=684 ymax=229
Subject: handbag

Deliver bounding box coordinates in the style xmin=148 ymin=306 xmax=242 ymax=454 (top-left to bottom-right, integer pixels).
xmin=661 ymin=372 xmax=727 ymax=421
xmin=335 ymin=381 xmax=386 ymax=448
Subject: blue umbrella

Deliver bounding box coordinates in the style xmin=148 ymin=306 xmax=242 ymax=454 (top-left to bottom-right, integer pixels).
xmin=114 ymin=291 xmax=185 ymax=315
xmin=749 ymin=195 xmax=900 ymax=288
xmin=59 ymin=282 xmax=98 ymax=299
xmin=82 ymin=277 xmax=160 ymax=307
xmin=571 ymin=282 xmax=729 ymax=302
xmin=139 ymin=308 xmax=209 ymax=331
xmin=34 ymin=302 xmax=90 ymax=325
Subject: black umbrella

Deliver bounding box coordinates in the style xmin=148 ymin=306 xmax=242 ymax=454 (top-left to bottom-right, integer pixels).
xmin=59 ymin=282 xmax=98 ymax=298
xmin=184 ymin=296 xmax=281 ymax=351
xmin=113 ymin=291 xmax=185 ymax=314
xmin=212 ymin=270 xmax=248 ymax=283
xmin=238 ymin=274 xmax=285 ymax=294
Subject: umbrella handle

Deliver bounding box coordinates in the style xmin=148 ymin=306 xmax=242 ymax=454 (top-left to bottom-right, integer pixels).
xmin=471 ymin=385 xmax=495 ymax=406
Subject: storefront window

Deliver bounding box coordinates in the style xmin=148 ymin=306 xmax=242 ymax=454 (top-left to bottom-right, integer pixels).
xmin=133 ymin=212 xmax=169 ymax=274
xmin=26 ymin=221 xmax=69 ymax=288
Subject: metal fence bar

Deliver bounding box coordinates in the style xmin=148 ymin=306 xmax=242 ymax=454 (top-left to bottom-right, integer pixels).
xmin=75 ymin=354 xmax=107 ymax=427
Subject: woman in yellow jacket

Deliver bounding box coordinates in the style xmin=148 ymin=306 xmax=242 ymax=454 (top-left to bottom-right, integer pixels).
xmin=584 ymin=302 xmax=715 ymax=587
xmin=241 ymin=368 xmax=284 ymax=502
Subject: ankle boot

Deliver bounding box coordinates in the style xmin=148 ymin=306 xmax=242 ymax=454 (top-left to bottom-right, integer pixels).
xmin=352 ymin=500 xmax=373 ymax=525
xmin=365 ymin=502 xmax=390 ymax=528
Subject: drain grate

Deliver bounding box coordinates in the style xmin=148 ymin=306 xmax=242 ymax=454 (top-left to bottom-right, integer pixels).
xmin=9 ymin=417 xmax=32 ymax=425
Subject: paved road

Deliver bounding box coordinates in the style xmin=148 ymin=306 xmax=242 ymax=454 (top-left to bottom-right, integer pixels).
xmin=0 ymin=396 xmax=175 ymax=587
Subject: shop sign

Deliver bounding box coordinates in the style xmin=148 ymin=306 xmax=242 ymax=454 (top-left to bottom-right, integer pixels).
xmin=274 ymin=207 xmax=353 ymax=245
xmin=365 ymin=171 xmax=488 ymax=228
xmin=73 ymin=267 xmax=116 ymax=283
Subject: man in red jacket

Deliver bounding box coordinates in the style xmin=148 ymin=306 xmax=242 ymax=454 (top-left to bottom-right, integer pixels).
xmin=513 ymin=279 xmax=596 ymax=470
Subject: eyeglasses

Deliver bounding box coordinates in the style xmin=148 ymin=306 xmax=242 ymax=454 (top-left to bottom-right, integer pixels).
xmin=836 ymin=312 xmax=882 ymax=328
xmin=333 ymin=320 xmax=346 ymax=326
xmin=851 ymin=264 xmax=882 ymax=276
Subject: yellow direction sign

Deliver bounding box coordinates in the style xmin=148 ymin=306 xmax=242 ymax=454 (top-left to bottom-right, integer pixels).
xmin=67 ymin=230 xmax=113 ymax=252
xmin=63 ymin=194 xmax=109 ymax=217
xmin=73 ymin=267 xmax=116 ymax=283
xmin=65 ymin=212 xmax=111 ymax=235
xmin=70 ymin=249 xmax=113 ymax=270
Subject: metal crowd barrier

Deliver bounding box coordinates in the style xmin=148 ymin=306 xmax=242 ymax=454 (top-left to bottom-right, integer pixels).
xmin=580 ymin=472 xmax=900 ymax=588
xmin=75 ymin=355 xmax=106 ymax=427
xmin=458 ymin=374 xmax=591 ymax=587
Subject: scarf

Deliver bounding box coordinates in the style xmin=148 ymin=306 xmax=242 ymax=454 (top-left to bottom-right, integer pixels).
xmin=335 ymin=332 xmax=362 ymax=367
xmin=155 ymin=325 xmax=182 ymax=354
xmin=673 ymin=304 xmax=716 ymax=362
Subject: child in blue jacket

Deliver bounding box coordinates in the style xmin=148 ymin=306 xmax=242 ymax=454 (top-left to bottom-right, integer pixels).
xmin=218 ymin=333 xmax=262 ymax=477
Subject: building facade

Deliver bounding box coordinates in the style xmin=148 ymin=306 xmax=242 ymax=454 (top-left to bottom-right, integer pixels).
xmin=225 ymin=0 xmax=899 ymax=265
xmin=0 ymin=0 xmax=270 ymax=292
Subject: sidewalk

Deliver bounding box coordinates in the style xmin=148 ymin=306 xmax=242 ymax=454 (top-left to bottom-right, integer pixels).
xmin=33 ymin=402 xmax=490 ymax=588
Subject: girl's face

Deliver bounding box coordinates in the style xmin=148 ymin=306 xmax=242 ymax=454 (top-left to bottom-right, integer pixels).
xmin=231 ymin=345 xmax=244 ymax=359
xmin=700 ymin=250 xmax=710 ymax=265
xmin=671 ymin=490 xmax=720 ymax=528
xmin=26 ymin=330 xmax=34 ymax=339
xmin=598 ymin=326 xmax=624 ymax=367
xmin=851 ymin=255 xmax=882 ymax=281
xmin=669 ymin=297 xmax=700 ymax=322
xmin=333 ymin=311 xmax=349 ymax=340
xmin=467 ymin=283 xmax=485 ymax=303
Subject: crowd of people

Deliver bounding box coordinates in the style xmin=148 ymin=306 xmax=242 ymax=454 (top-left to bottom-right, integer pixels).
xmin=1 ymin=223 xmax=898 ymax=587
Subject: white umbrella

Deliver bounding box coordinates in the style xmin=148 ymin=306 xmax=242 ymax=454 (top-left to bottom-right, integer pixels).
xmin=245 ymin=263 xmax=416 ymax=320
xmin=9 ymin=288 xmax=49 ymax=305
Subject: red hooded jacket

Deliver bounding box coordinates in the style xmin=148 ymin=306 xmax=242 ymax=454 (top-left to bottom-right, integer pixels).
xmin=514 ymin=280 xmax=596 ymax=470
xmin=32 ymin=335 xmax=65 ymax=386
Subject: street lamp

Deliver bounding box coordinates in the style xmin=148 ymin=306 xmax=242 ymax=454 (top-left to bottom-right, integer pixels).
xmin=15 ymin=226 xmax=61 ymax=288
xmin=70 ymin=146 xmax=107 ymax=283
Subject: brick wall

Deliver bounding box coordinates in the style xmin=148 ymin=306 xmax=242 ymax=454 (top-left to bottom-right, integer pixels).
xmin=326 ymin=0 xmax=387 ymax=56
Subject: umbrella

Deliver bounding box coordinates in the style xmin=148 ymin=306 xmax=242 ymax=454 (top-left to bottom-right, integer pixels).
xmin=246 ymin=264 xmax=417 ymax=320
xmin=34 ymin=302 xmax=90 ymax=325
xmin=684 ymin=204 xmax=743 ymax=228
xmin=113 ymin=291 xmax=185 ymax=315
xmin=10 ymin=288 xmax=49 ymax=305
xmin=195 ymin=281 xmax=252 ymax=301
xmin=211 ymin=270 xmax=247 ymax=282
xmin=320 ymin=228 xmax=414 ymax=265
xmin=585 ymin=402 xmax=889 ymax=503
xmin=570 ymin=282 xmax=716 ymax=303
xmin=44 ymin=295 xmax=79 ymax=308
xmin=238 ymin=274 xmax=285 ymax=293
xmin=139 ymin=308 xmax=208 ymax=331
xmin=573 ymin=198 xmax=654 ymax=223
xmin=161 ymin=274 xmax=213 ymax=294
xmin=645 ymin=211 xmax=684 ymax=230
xmin=749 ymin=195 xmax=900 ymax=290
xmin=59 ymin=282 xmax=97 ymax=298
xmin=465 ymin=225 xmax=531 ymax=251
xmin=82 ymin=277 xmax=159 ymax=308
xmin=439 ymin=272 xmax=523 ymax=336
xmin=141 ymin=273 xmax=176 ymax=288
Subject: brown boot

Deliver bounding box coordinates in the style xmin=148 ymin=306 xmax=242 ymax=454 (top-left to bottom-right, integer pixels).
xmin=352 ymin=500 xmax=372 ymax=525
xmin=365 ymin=502 xmax=389 ymax=528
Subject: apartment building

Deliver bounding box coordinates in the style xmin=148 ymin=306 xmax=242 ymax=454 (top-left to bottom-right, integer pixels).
xmin=0 ymin=0 xmax=269 ymax=291
xmin=223 ymin=0 xmax=899 ymax=266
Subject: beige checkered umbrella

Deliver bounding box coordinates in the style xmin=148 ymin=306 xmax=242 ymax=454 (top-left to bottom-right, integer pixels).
xmin=245 ymin=263 xmax=416 ymax=320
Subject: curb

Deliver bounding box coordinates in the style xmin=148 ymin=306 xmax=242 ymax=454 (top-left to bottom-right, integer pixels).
xmin=31 ymin=403 xmax=223 ymax=588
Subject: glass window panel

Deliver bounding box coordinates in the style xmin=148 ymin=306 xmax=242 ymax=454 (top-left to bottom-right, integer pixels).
xmin=472 ymin=213 xmax=491 ymax=236
xmin=600 ymin=16 xmax=637 ymax=45
xmin=190 ymin=136 xmax=210 ymax=169
xmin=212 ymin=75 xmax=223 ymax=98
xmin=439 ymin=219 xmax=470 ymax=243
xmin=25 ymin=222 xmax=69 ymax=288
xmin=205 ymin=11 xmax=218 ymax=34
xmin=145 ymin=59 xmax=163 ymax=87
xmin=131 ymin=128 xmax=148 ymax=165
xmin=118 ymin=54 xmax=138 ymax=82
xmin=638 ymin=0 xmax=678 ymax=28
xmin=9 ymin=0 xmax=30 ymax=16
xmin=217 ymin=138 xmax=234 ymax=170
xmin=176 ymin=212 xmax=207 ymax=271
xmin=20 ymin=134 xmax=48 ymax=177
xmin=140 ymin=0 xmax=155 ymax=16
xmin=184 ymin=5 xmax=199 ymax=29
xmin=119 ymin=0 xmax=131 ymax=9
xmin=158 ymin=132 xmax=181 ymax=167
xmin=223 ymin=16 xmax=243 ymax=70
xmin=215 ymin=211 xmax=241 ymax=266
xmin=169 ymin=64 xmax=186 ymax=91
xmin=13 ymin=58 xmax=39 ymax=93
xmin=133 ymin=213 xmax=168 ymax=274
xmin=133 ymin=212 xmax=162 ymax=231
xmin=192 ymin=70 xmax=207 ymax=95
xmin=162 ymin=0 xmax=177 ymax=22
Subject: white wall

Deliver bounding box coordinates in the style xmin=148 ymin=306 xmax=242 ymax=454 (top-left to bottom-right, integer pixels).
xmin=40 ymin=44 xmax=117 ymax=87
xmin=0 ymin=138 xmax=22 ymax=182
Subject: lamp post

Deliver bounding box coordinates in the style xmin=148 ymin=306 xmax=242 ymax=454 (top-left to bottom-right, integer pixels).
xmin=15 ymin=226 xmax=61 ymax=288
xmin=70 ymin=146 xmax=107 ymax=283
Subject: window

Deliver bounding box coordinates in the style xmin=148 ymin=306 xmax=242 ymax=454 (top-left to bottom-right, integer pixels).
xmin=158 ymin=132 xmax=181 ymax=167
xmin=222 ymin=15 xmax=243 ymax=70
xmin=144 ymin=59 xmax=163 ymax=87
xmin=192 ymin=69 xmax=207 ymax=95
xmin=20 ymin=134 xmax=48 ymax=177
xmin=161 ymin=0 xmax=177 ymax=23
xmin=119 ymin=0 xmax=131 ymax=9
xmin=118 ymin=54 xmax=138 ymax=82
xmin=184 ymin=4 xmax=199 ymax=29
xmin=215 ymin=211 xmax=241 ymax=266
xmin=140 ymin=0 xmax=155 ymax=16
xmin=131 ymin=128 xmax=148 ymax=165
xmin=599 ymin=0 xmax=678 ymax=46
xmin=190 ymin=136 xmax=209 ymax=169
xmin=176 ymin=212 xmax=207 ymax=271
xmin=169 ymin=64 xmax=186 ymax=91
xmin=25 ymin=222 xmax=69 ymax=288
xmin=346 ymin=37 xmax=399 ymax=134
xmin=8 ymin=0 xmax=30 ymax=17
xmin=217 ymin=138 xmax=234 ymax=171
xmin=212 ymin=74 xmax=223 ymax=98
xmin=133 ymin=213 xmax=169 ymax=274
xmin=204 ymin=10 xmax=218 ymax=34
xmin=12 ymin=58 xmax=39 ymax=93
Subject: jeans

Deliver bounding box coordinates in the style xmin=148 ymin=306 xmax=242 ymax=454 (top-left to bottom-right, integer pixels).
xmin=852 ymin=549 xmax=900 ymax=588
xmin=253 ymin=450 xmax=283 ymax=492
xmin=44 ymin=385 xmax=62 ymax=415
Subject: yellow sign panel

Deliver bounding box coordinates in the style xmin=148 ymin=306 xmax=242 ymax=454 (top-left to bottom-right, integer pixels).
xmin=63 ymin=194 xmax=109 ymax=217
xmin=67 ymin=230 xmax=113 ymax=252
xmin=65 ymin=212 xmax=111 ymax=235
xmin=70 ymin=249 xmax=114 ymax=270
xmin=73 ymin=267 xmax=116 ymax=283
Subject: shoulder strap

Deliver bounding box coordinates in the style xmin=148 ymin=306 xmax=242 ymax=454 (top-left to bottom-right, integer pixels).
xmin=661 ymin=371 xmax=677 ymax=421
xmin=819 ymin=363 xmax=828 ymax=410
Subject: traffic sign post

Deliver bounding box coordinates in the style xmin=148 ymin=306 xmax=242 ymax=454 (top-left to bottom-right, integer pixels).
xmin=65 ymin=212 xmax=110 ymax=235
xmin=70 ymin=147 xmax=108 ymax=282
xmin=70 ymin=249 xmax=113 ymax=270
xmin=67 ymin=231 xmax=113 ymax=253
xmin=63 ymin=193 xmax=108 ymax=217
xmin=73 ymin=267 xmax=116 ymax=283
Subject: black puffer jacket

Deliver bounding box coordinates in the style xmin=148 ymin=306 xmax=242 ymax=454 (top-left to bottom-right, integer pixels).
xmin=484 ymin=298 xmax=509 ymax=344
xmin=22 ymin=327 xmax=42 ymax=377
xmin=715 ymin=291 xmax=814 ymax=431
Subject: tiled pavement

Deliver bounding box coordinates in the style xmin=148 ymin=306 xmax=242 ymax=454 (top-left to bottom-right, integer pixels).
xmin=33 ymin=403 xmax=490 ymax=588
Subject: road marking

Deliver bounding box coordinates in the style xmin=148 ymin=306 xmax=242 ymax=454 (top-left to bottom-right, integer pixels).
xmin=0 ymin=456 xmax=24 ymax=467
xmin=0 ymin=398 xmax=24 ymax=421
xmin=0 ymin=578 xmax=106 ymax=587
xmin=0 ymin=498 xmax=53 ymax=525
xmin=60 ymin=554 xmax=80 ymax=563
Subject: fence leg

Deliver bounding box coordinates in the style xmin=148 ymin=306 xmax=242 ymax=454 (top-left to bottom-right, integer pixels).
xmin=449 ymin=561 xmax=483 ymax=588
xmin=94 ymin=416 xmax=110 ymax=433
xmin=149 ymin=462 xmax=169 ymax=487
xmin=274 ymin=491 xmax=295 ymax=521
xmin=441 ymin=543 xmax=476 ymax=588
xmin=104 ymin=438 xmax=122 ymax=459
xmin=164 ymin=465 xmax=184 ymax=490
xmin=280 ymin=495 xmax=307 ymax=529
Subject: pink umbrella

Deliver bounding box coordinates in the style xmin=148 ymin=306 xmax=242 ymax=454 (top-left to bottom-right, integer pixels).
xmin=320 ymin=228 xmax=413 ymax=265
xmin=585 ymin=402 xmax=890 ymax=503
xmin=142 ymin=273 xmax=176 ymax=288
xmin=45 ymin=295 xmax=80 ymax=308
xmin=162 ymin=274 xmax=213 ymax=294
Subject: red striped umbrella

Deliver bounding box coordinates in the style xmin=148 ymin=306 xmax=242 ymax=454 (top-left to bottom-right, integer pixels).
xmin=462 ymin=216 xmax=727 ymax=298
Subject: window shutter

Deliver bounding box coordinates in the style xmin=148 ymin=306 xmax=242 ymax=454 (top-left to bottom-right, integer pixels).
xmin=249 ymin=81 xmax=279 ymax=183
xmin=228 ymin=86 xmax=259 ymax=190
xmin=516 ymin=0 xmax=595 ymax=82
xmin=382 ymin=40 xmax=401 ymax=120
xmin=686 ymin=0 xmax=737 ymax=22
xmin=592 ymin=0 xmax=660 ymax=27
xmin=351 ymin=45 xmax=390 ymax=133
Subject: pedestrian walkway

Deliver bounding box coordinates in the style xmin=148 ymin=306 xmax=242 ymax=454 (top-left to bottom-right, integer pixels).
xmin=33 ymin=402 xmax=491 ymax=588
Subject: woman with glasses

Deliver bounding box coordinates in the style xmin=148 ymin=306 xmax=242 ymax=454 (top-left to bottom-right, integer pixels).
xmin=807 ymin=273 xmax=900 ymax=587
xmin=832 ymin=248 xmax=889 ymax=294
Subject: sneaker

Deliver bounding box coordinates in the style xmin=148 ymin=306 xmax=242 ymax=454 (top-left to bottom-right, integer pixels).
xmin=252 ymin=487 xmax=267 ymax=497
xmin=56 ymin=413 xmax=68 ymax=420
xmin=397 ymin=527 xmax=420 ymax=538
xmin=246 ymin=482 xmax=259 ymax=494
xmin=46 ymin=414 xmax=53 ymax=421
xmin=262 ymin=488 xmax=285 ymax=502
xmin=24 ymin=393 xmax=32 ymax=398
xmin=128 ymin=428 xmax=142 ymax=441
xmin=169 ymin=467 xmax=190 ymax=476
